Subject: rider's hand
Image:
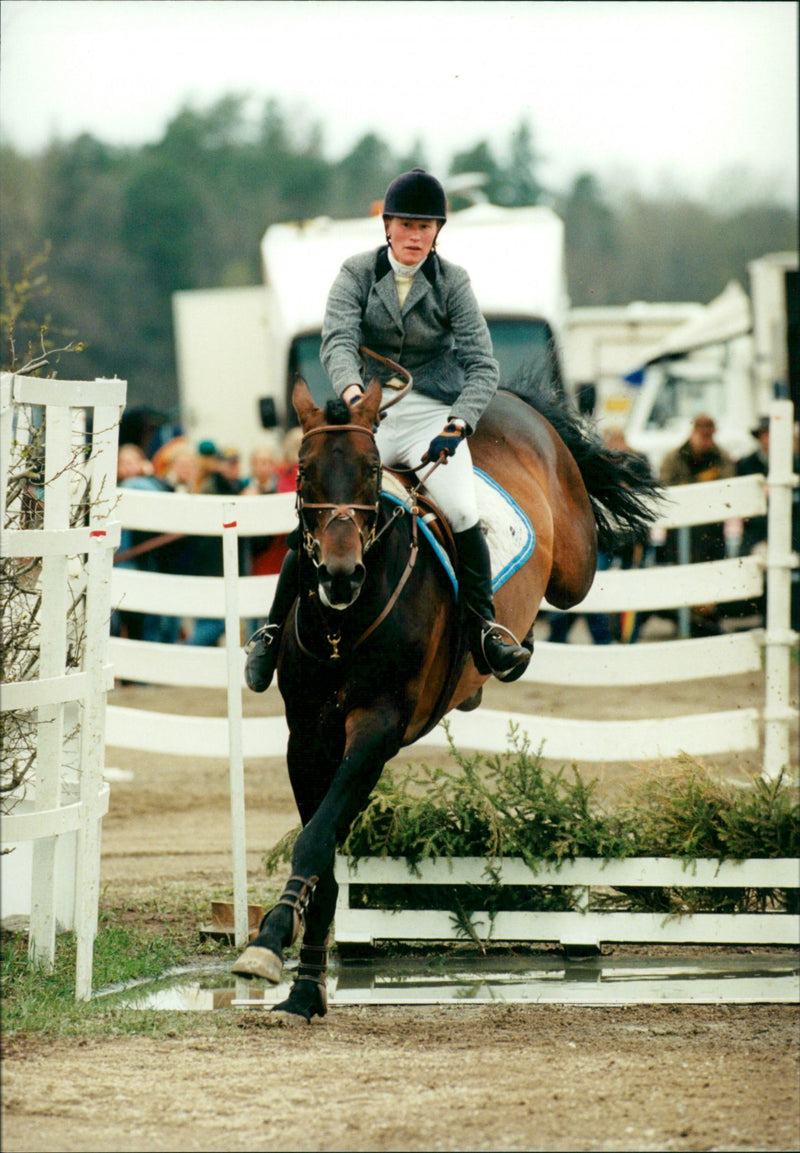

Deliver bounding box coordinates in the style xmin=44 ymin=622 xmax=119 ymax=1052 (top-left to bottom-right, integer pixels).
xmin=342 ymin=384 xmax=363 ymax=407
xmin=424 ymin=422 xmax=466 ymax=464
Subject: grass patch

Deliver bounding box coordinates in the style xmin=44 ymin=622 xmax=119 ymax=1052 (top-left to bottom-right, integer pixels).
xmin=1 ymin=883 xmax=273 ymax=1040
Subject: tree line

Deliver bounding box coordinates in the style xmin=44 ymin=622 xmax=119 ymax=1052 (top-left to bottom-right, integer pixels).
xmin=1 ymin=95 xmax=796 ymax=414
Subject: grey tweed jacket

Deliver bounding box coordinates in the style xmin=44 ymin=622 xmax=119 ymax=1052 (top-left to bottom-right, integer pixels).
xmin=320 ymin=246 xmax=499 ymax=433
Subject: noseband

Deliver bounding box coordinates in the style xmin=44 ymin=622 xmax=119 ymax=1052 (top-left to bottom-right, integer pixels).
xmin=297 ymin=423 xmax=382 ymax=564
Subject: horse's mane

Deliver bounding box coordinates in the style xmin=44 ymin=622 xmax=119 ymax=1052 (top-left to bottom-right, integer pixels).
xmin=502 ymin=368 xmax=663 ymax=551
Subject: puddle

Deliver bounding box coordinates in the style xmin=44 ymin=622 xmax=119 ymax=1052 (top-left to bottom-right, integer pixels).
xmin=100 ymin=952 xmax=800 ymax=1009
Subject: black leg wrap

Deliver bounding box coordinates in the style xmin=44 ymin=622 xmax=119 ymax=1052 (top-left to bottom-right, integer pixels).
xmin=270 ymin=874 xmax=318 ymax=942
xmin=272 ymin=942 xmax=329 ymax=1022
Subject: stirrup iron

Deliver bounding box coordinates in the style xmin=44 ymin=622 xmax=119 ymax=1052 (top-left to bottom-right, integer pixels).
xmin=479 ymin=620 xmax=530 ymax=681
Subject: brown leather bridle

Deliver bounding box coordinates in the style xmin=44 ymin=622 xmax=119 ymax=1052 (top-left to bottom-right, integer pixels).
xmin=292 ymin=349 xmax=429 ymax=660
xmin=296 ymin=347 xmax=413 ymax=566
xmin=296 ymin=421 xmax=383 ymax=565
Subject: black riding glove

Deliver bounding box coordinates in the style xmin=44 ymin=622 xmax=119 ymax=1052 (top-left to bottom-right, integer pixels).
xmin=424 ymin=422 xmax=466 ymax=464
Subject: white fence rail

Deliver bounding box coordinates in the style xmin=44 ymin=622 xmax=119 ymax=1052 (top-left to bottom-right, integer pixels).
xmin=333 ymin=854 xmax=800 ymax=949
xmin=1 ymin=374 xmax=125 ymax=1000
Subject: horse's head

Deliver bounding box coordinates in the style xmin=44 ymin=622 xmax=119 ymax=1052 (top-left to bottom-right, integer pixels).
xmin=293 ymin=377 xmax=384 ymax=610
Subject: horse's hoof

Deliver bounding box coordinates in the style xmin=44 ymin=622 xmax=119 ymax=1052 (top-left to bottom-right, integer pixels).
xmin=269 ymin=1008 xmax=313 ymax=1027
xmin=231 ymin=945 xmax=283 ymax=983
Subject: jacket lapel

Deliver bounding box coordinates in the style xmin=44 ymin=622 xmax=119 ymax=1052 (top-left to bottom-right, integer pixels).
xmin=402 ymin=271 xmax=432 ymax=315
xmin=374 ymin=273 xmax=403 ymax=329
xmin=372 ymin=246 xmax=402 ymax=330
xmin=371 ymin=247 xmax=438 ymax=326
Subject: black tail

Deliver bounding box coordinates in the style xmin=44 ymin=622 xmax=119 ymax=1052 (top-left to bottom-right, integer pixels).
xmin=503 ymin=372 xmax=663 ymax=552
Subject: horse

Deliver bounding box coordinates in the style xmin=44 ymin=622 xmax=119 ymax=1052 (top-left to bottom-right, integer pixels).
xmin=232 ymin=370 xmax=659 ymax=1021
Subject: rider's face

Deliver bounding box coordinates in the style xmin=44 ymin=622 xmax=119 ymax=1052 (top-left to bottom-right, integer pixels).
xmin=385 ymin=217 xmax=439 ymax=266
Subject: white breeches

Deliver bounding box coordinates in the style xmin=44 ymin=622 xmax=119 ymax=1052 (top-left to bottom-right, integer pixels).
xmin=376 ymin=390 xmax=479 ymax=533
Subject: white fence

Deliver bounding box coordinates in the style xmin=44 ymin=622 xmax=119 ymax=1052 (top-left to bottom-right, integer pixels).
xmin=333 ymin=855 xmax=800 ymax=949
xmin=1 ymin=374 xmax=125 ymax=1000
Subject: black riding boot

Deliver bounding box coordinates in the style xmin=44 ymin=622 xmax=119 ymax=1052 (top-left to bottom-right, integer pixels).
xmin=244 ymin=548 xmax=299 ymax=692
xmin=454 ymin=524 xmax=530 ymax=682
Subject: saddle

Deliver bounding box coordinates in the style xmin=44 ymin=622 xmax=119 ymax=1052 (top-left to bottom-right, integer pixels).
xmin=381 ymin=467 xmax=536 ymax=598
xmin=382 ymin=468 xmax=458 ymax=571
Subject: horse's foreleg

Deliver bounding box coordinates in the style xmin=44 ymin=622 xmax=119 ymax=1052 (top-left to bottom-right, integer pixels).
xmin=269 ymin=866 xmax=338 ymax=1024
xmin=232 ymin=701 xmax=404 ymax=998
xmin=288 ymin=702 xmax=405 ymax=877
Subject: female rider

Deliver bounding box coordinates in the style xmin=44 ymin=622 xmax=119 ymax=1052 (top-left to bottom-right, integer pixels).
xmin=245 ymin=168 xmax=529 ymax=691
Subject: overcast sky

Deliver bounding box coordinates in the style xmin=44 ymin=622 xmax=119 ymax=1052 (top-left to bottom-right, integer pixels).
xmin=1 ymin=0 xmax=797 ymax=203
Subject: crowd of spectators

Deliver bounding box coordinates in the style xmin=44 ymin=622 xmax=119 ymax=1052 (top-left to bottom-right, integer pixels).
xmin=546 ymin=411 xmax=799 ymax=645
xmin=112 ymin=428 xmax=302 ymax=651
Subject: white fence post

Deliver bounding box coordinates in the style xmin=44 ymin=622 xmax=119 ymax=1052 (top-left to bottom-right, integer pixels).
xmin=763 ymin=399 xmax=799 ymax=779
xmin=222 ymin=501 xmax=249 ymax=947
xmin=0 ymin=375 xmax=125 ymax=1000
xmin=28 ymin=403 xmax=72 ymax=970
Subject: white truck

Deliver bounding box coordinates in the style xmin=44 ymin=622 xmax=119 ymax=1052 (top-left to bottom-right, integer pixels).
xmin=623 ymin=252 xmax=798 ymax=475
xmin=173 ymin=201 xmax=570 ymax=462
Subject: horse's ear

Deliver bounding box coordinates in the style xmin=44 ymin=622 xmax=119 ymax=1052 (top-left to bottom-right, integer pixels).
xmin=350 ymin=378 xmax=383 ymax=429
xmin=292 ymin=376 xmax=324 ymax=431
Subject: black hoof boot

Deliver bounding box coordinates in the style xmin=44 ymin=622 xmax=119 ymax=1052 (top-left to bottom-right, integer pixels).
xmin=272 ymin=942 xmax=329 ymax=1025
xmin=244 ymin=622 xmax=281 ymax=692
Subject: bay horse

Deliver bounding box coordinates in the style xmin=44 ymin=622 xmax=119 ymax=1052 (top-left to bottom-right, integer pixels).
xmin=232 ymin=372 xmax=659 ymax=1021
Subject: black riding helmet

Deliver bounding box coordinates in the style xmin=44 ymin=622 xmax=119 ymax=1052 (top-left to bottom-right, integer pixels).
xmin=382 ymin=168 xmax=447 ymax=223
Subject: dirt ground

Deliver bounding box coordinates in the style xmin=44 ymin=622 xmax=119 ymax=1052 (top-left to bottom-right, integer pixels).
xmin=3 ymin=624 xmax=799 ymax=1153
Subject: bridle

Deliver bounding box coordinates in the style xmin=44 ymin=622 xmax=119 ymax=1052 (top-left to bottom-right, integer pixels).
xmin=296 ymin=421 xmax=383 ymax=566
xmin=296 ymin=347 xmax=415 ymax=567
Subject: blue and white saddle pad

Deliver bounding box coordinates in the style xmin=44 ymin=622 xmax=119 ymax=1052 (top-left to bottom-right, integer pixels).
xmin=382 ymin=467 xmax=535 ymax=599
